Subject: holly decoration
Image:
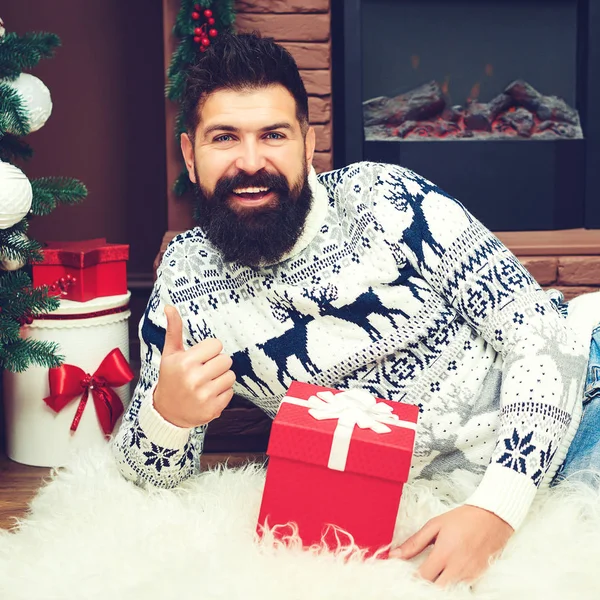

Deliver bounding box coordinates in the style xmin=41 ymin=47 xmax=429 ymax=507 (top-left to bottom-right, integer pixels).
xmin=16 ymin=311 xmax=34 ymax=326
xmin=48 ymin=273 xmax=77 ymax=297
xmin=191 ymin=6 xmax=218 ymax=51
xmin=166 ymin=0 xmax=235 ymax=198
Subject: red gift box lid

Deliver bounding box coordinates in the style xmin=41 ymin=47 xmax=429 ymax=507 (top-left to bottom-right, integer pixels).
xmin=40 ymin=238 xmax=129 ymax=268
xmin=267 ymin=381 xmax=419 ymax=484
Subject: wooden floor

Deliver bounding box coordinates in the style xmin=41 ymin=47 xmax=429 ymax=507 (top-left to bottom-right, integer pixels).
xmin=0 ymin=452 xmax=265 ymax=531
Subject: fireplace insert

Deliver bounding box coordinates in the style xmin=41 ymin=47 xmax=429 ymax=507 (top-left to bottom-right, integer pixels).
xmin=331 ymin=0 xmax=600 ymax=230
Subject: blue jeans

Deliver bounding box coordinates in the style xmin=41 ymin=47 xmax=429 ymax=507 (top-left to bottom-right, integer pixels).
xmin=554 ymin=323 xmax=600 ymax=485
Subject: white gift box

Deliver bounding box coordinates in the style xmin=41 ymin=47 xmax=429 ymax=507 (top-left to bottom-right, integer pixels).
xmin=3 ymin=293 xmax=132 ymax=467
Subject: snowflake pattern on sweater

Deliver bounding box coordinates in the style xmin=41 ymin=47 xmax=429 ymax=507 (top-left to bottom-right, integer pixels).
xmin=112 ymin=162 xmax=587 ymax=529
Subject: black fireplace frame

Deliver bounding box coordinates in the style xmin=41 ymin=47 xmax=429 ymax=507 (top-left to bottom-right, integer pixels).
xmin=331 ymin=0 xmax=600 ymax=230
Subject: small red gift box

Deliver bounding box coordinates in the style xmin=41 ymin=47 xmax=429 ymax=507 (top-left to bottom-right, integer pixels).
xmin=257 ymin=381 xmax=419 ymax=557
xmin=33 ymin=239 xmax=129 ymax=302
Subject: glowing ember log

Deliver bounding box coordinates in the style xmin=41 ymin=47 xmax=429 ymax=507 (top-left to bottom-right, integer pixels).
xmin=442 ymin=105 xmax=463 ymax=123
xmin=363 ymin=81 xmax=446 ymax=127
xmin=464 ymin=93 xmax=513 ymax=131
xmin=496 ymin=107 xmax=536 ymax=137
xmin=363 ymin=80 xmax=582 ymax=140
xmin=396 ymin=120 xmax=419 ymax=137
xmin=537 ymin=120 xmax=579 ymax=138
xmin=504 ymin=80 xmax=579 ymax=125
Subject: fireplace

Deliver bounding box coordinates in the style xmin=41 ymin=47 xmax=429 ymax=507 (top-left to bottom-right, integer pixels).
xmin=331 ymin=0 xmax=600 ymax=230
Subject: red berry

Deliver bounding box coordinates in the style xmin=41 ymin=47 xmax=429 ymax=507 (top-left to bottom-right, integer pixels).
xmin=191 ymin=11 xmax=200 ymax=19
xmin=194 ymin=27 xmax=202 ymax=35
xmin=200 ymin=47 xmax=207 ymax=52
xmin=194 ymin=3 xmax=201 ymax=9
xmin=193 ymin=35 xmax=202 ymax=43
xmin=71 ymin=277 xmax=77 ymax=283
xmin=204 ymin=9 xmax=213 ymax=18
xmin=208 ymin=17 xmax=215 ymax=25
xmin=202 ymin=37 xmax=210 ymax=47
xmin=209 ymin=28 xmax=217 ymax=38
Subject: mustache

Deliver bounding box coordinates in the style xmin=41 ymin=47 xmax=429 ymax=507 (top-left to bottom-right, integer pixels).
xmin=214 ymin=170 xmax=290 ymax=198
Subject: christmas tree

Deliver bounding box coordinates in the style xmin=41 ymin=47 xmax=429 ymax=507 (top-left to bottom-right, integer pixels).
xmin=0 ymin=18 xmax=87 ymax=373
xmin=167 ymin=0 xmax=236 ymax=197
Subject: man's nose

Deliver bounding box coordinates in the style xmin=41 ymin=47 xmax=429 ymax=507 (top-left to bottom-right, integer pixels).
xmin=234 ymin=141 xmax=267 ymax=175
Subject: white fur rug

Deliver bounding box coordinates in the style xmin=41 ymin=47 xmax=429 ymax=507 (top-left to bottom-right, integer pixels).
xmin=1 ymin=448 xmax=599 ymax=600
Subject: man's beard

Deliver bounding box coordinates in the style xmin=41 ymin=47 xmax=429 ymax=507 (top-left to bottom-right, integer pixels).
xmin=192 ymin=163 xmax=312 ymax=267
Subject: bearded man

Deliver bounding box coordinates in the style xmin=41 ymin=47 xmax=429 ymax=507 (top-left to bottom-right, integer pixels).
xmin=113 ymin=32 xmax=600 ymax=587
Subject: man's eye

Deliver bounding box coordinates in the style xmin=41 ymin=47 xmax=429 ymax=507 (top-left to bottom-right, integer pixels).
xmin=214 ymin=134 xmax=234 ymax=142
xmin=265 ymin=132 xmax=284 ymax=140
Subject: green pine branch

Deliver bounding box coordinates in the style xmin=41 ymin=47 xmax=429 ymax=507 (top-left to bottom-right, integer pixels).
xmin=166 ymin=40 xmax=197 ymax=101
xmin=1 ymin=338 xmax=63 ymax=373
xmin=0 ymin=83 xmax=30 ymax=136
xmin=0 ymin=270 xmax=59 ymax=315
xmin=174 ymin=0 xmax=196 ymax=37
xmin=0 ymin=267 xmax=29 ymax=290
xmin=0 ymin=32 xmax=61 ymax=81
xmin=174 ymin=169 xmax=193 ymax=197
xmin=166 ymin=70 xmax=187 ymax=102
xmin=27 ymin=285 xmax=61 ymax=316
xmin=0 ymin=133 xmax=34 ymax=162
xmin=0 ymin=272 xmax=62 ymax=371
xmin=214 ymin=0 xmax=236 ymax=30
xmin=175 ymin=109 xmax=186 ymax=140
xmin=0 ymin=315 xmax=21 ymax=346
xmin=30 ymin=177 xmax=88 ymax=216
xmin=0 ymin=226 xmax=42 ymax=264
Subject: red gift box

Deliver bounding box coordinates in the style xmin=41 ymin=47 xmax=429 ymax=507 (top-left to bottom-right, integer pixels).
xmin=33 ymin=239 xmax=129 ymax=302
xmin=257 ymin=381 xmax=419 ymax=557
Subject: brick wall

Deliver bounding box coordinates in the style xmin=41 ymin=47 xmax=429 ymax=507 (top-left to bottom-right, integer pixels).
xmin=495 ymin=230 xmax=600 ymax=300
xmin=235 ymin=0 xmax=333 ymax=173
xmin=520 ymin=256 xmax=600 ymax=300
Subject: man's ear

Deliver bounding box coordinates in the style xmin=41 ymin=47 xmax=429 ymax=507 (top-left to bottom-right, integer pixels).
xmin=180 ymin=133 xmax=197 ymax=183
xmin=305 ymin=125 xmax=316 ymax=168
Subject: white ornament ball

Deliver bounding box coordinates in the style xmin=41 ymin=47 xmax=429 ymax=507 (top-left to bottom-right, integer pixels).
xmin=5 ymin=73 xmax=53 ymax=133
xmin=0 ymin=253 xmax=26 ymax=272
xmin=0 ymin=232 xmax=29 ymax=271
xmin=0 ymin=161 xmax=33 ymax=229
xmin=0 ymin=17 xmax=5 ymax=38
xmin=0 ymin=256 xmax=26 ymax=271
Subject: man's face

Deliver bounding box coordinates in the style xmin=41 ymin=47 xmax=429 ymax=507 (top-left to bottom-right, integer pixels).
xmin=181 ymin=84 xmax=316 ymax=266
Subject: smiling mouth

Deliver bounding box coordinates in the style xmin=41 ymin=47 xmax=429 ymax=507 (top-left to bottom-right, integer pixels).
xmin=230 ymin=186 xmax=276 ymax=205
xmin=232 ymin=186 xmax=271 ymax=200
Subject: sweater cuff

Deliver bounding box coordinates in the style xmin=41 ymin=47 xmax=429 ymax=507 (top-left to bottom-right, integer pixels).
xmin=138 ymin=398 xmax=192 ymax=449
xmin=464 ymin=463 xmax=538 ymax=530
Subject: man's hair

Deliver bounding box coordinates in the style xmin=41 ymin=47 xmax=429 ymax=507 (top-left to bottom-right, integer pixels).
xmin=182 ymin=32 xmax=309 ymax=138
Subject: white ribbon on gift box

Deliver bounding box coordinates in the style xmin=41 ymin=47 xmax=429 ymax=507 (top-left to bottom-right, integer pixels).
xmin=281 ymin=389 xmax=417 ymax=472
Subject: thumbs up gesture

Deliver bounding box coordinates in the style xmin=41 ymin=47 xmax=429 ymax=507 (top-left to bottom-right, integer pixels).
xmin=153 ymin=305 xmax=236 ymax=428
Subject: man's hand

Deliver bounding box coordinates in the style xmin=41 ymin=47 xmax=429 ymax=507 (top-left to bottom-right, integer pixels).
xmin=389 ymin=505 xmax=514 ymax=587
xmin=153 ymin=305 xmax=236 ymax=428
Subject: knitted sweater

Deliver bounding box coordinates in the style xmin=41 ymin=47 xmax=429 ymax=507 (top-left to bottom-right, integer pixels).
xmin=113 ymin=161 xmax=587 ymax=530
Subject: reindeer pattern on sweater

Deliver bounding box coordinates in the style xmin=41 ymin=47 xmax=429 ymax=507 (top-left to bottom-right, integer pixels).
xmin=113 ymin=161 xmax=587 ymax=530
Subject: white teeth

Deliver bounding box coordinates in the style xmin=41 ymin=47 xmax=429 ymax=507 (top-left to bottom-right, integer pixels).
xmin=233 ymin=186 xmax=269 ymax=194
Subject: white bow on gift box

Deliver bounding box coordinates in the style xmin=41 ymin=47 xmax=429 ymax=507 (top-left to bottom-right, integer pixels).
xmin=281 ymin=389 xmax=417 ymax=472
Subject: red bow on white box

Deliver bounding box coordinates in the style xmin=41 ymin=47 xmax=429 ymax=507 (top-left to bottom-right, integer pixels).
xmin=44 ymin=348 xmax=134 ymax=436
xmin=282 ymin=389 xmax=417 ymax=471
